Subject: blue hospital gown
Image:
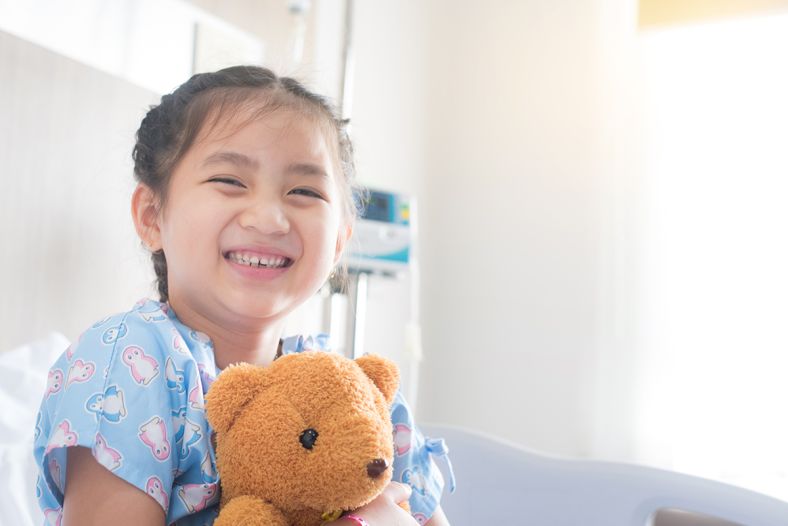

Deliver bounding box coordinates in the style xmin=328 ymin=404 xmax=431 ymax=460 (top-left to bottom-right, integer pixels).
xmin=34 ymin=298 xmax=450 ymax=525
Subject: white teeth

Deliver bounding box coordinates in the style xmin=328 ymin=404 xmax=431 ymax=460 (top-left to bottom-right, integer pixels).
xmin=227 ymin=252 xmax=289 ymax=269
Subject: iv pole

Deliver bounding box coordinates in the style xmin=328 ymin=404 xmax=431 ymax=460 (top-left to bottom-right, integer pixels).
xmin=327 ymin=2 xmax=424 ymax=415
xmin=330 ymin=0 xmax=368 ymax=359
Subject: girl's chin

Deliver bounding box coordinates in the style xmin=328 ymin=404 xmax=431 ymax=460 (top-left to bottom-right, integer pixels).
xmin=221 ymin=294 xmax=295 ymax=321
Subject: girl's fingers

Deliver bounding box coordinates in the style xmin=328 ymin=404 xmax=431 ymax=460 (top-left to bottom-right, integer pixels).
xmin=384 ymin=481 xmax=412 ymax=504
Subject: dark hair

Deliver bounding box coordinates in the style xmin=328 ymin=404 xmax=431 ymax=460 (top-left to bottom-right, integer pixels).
xmin=132 ymin=65 xmax=362 ymax=302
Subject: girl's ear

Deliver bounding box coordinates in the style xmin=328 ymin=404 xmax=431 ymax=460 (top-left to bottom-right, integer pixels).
xmin=333 ymin=223 xmax=353 ymax=266
xmin=131 ymin=183 xmax=162 ymax=251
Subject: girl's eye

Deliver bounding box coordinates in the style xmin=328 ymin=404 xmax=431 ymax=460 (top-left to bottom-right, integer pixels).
xmin=289 ymin=188 xmax=324 ymax=199
xmin=209 ymin=177 xmax=246 ymax=188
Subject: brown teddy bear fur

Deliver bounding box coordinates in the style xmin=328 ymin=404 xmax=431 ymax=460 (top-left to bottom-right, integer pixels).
xmin=206 ymin=351 xmax=402 ymax=526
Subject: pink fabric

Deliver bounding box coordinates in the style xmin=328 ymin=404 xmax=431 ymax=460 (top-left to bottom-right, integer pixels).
xmin=342 ymin=514 xmax=370 ymax=526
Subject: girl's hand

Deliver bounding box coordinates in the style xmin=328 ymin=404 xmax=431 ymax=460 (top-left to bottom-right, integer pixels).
xmin=336 ymin=482 xmax=418 ymax=525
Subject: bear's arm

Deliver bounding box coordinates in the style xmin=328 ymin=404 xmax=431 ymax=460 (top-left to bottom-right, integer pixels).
xmin=214 ymin=495 xmax=288 ymax=526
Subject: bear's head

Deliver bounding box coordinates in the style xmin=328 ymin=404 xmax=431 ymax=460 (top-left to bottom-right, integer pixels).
xmin=205 ymin=352 xmax=400 ymax=516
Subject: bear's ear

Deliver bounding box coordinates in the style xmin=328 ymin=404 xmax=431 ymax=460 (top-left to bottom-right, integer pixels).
xmin=355 ymin=354 xmax=400 ymax=405
xmin=205 ymin=363 xmax=267 ymax=434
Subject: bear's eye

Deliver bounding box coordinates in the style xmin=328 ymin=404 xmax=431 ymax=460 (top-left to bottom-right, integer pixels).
xmin=299 ymin=428 xmax=319 ymax=450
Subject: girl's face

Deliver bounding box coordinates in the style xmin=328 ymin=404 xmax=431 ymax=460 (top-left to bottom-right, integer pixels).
xmin=147 ymin=106 xmax=350 ymax=327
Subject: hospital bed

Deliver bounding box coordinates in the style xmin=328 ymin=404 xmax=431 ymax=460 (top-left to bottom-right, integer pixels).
xmin=423 ymin=424 xmax=788 ymax=525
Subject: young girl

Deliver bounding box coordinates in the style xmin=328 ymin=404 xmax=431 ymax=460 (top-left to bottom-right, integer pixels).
xmin=33 ymin=66 xmax=450 ymax=526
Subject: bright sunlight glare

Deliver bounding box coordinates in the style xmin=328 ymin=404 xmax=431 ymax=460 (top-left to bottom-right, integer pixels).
xmin=635 ymin=11 xmax=788 ymax=501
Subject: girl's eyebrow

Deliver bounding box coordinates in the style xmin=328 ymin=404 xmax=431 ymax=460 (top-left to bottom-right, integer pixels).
xmin=201 ymin=151 xmax=258 ymax=169
xmin=285 ymin=163 xmax=328 ymax=178
xmin=201 ymin=152 xmax=327 ymax=178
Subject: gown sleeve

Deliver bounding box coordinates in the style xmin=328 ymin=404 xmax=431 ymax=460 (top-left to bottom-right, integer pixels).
xmin=391 ymin=391 xmax=455 ymax=525
xmin=33 ymin=310 xmax=184 ymax=519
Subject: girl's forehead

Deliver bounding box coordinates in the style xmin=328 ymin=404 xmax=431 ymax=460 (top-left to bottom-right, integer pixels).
xmin=189 ymin=105 xmax=340 ymax=173
xmin=196 ymin=102 xmax=335 ymax=150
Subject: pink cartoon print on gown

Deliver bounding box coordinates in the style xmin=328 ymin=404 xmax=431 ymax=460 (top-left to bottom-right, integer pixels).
xmin=94 ymin=433 xmax=123 ymax=471
xmin=122 ymin=345 xmax=160 ymax=385
xmin=393 ymin=423 xmax=412 ymax=456
xmin=146 ymin=476 xmax=170 ymax=509
xmin=46 ymin=369 xmax=64 ymax=398
xmin=188 ymin=386 xmax=205 ymax=411
xmin=413 ymin=512 xmax=429 ymax=525
xmin=139 ymin=416 xmax=171 ymax=461
xmin=66 ymin=359 xmax=96 ymax=387
xmin=43 ymin=508 xmax=62 ymax=526
xmin=177 ymin=483 xmax=217 ymax=513
xmin=171 ymin=328 xmax=189 ymax=356
xmin=45 ymin=420 xmax=78 ymax=455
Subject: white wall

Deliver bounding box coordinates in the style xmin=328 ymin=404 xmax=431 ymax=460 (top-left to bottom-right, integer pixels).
xmin=327 ymin=3 xmax=625 ymax=459
xmin=632 ymin=12 xmax=788 ymax=499
xmin=411 ymin=0 xmax=788 ymax=502
xmin=0 ymin=0 xmax=264 ymax=95
xmin=415 ymin=0 xmax=613 ymax=458
xmin=0 ymin=30 xmax=159 ymax=352
xmin=349 ymin=1 xmax=429 ymax=197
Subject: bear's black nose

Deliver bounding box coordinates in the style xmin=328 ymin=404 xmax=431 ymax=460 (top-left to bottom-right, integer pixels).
xmin=367 ymin=458 xmax=389 ymax=478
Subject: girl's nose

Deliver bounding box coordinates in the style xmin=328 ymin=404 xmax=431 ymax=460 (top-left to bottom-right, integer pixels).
xmin=238 ymin=199 xmax=290 ymax=235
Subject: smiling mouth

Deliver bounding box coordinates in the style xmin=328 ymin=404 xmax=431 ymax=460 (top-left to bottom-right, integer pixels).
xmin=223 ymin=251 xmax=294 ymax=269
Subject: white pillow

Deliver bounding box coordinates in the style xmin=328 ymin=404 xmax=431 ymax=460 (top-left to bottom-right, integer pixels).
xmin=0 ymin=332 xmax=69 ymax=526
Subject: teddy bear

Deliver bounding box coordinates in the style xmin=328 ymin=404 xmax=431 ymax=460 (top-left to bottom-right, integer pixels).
xmin=205 ymin=351 xmax=403 ymax=526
